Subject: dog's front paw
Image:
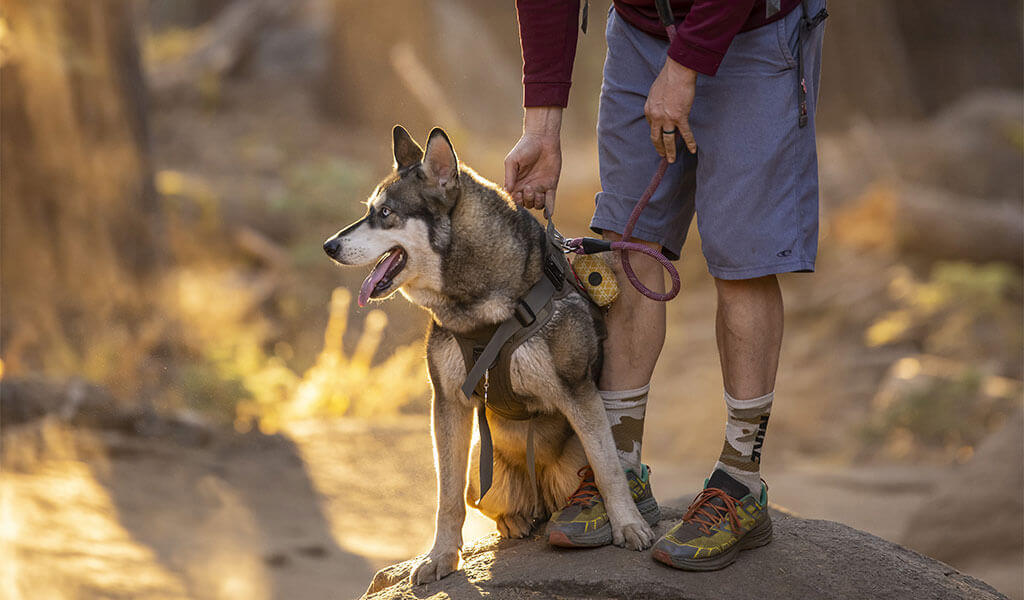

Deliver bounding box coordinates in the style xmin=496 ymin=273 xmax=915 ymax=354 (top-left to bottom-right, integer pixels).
xmin=409 ymin=548 xmax=459 ymax=585
xmin=612 ymin=519 xmax=655 ymax=551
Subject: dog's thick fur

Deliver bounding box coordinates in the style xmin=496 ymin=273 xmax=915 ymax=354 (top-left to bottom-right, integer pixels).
xmin=324 ymin=126 xmax=655 ymax=584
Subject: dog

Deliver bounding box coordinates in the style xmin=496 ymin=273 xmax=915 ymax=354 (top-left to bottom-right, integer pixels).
xmin=323 ymin=126 xmax=655 ymax=584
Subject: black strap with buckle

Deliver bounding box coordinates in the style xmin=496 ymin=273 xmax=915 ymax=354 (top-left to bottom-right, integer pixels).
xmin=796 ymin=0 xmax=828 ymax=128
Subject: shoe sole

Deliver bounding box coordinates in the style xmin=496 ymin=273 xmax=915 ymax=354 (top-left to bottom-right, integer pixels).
xmin=651 ymin=516 xmax=773 ymax=571
xmin=548 ymin=497 xmax=662 ymax=548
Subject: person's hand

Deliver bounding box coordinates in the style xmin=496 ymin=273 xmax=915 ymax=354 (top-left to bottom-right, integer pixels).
xmin=504 ymin=107 xmax=563 ymax=218
xmin=644 ymin=58 xmax=698 ymax=163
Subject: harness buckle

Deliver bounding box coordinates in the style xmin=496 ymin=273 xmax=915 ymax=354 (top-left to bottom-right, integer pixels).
xmin=513 ymin=300 xmax=536 ymax=327
xmin=544 ymin=256 xmax=564 ymax=290
xmin=805 ymin=8 xmax=828 ymax=30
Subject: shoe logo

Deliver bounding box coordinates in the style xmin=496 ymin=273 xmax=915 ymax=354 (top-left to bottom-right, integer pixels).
xmin=751 ymin=415 xmax=769 ymax=463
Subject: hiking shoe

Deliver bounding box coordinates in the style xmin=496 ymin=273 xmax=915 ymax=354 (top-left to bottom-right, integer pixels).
xmin=548 ymin=464 xmax=661 ymax=548
xmin=651 ymin=469 xmax=772 ymax=571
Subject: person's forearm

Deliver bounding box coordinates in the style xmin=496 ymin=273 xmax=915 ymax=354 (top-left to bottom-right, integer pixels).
xmin=523 ymin=106 xmax=563 ymax=136
xmin=517 ymin=0 xmax=580 ymax=107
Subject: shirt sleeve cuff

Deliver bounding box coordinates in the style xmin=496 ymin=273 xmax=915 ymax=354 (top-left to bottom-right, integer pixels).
xmin=524 ymin=82 xmax=571 ymax=108
xmin=667 ymin=37 xmax=725 ymax=77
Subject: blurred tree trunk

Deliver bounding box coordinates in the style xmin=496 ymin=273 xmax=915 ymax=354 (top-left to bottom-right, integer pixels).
xmin=322 ymin=0 xmax=442 ymax=134
xmin=817 ymin=1 xmax=923 ymax=128
xmin=889 ymin=0 xmax=1023 ymax=115
xmin=818 ymin=0 xmax=1023 ymax=130
xmin=1 ymin=0 xmax=163 ymax=397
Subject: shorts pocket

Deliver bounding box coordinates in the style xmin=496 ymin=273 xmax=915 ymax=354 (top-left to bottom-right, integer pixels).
xmin=775 ymin=10 xmax=799 ymax=70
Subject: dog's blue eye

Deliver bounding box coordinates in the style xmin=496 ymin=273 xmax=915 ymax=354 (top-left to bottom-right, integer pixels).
xmin=380 ymin=206 xmax=392 ymax=218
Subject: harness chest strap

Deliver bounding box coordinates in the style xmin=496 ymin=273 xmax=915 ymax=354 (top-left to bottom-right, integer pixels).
xmin=459 ymin=274 xmax=558 ymax=402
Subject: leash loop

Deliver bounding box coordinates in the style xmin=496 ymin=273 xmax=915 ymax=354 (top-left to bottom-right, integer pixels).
xmin=561 ymin=156 xmax=682 ymax=302
xmin=553 ymin=22 xmax=684 ymax=302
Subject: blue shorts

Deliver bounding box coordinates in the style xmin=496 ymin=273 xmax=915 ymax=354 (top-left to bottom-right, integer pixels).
xmin=590 ymin=2 xmax=825 ymax=279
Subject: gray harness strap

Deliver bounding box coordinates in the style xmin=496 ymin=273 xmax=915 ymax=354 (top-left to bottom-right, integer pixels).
xmin=463 ymin=277 xmax=556 ymax=516
xmin=459 ymin=275 xmax=558 ymax=402
xmin=457 ymin=220 xmax=570 ymax=514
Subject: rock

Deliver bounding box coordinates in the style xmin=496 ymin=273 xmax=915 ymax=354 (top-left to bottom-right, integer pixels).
xmin=901 ymin=409 xmax=1024 ymax=596
xmin=362 ymin=505 xmax=1005 ymax=600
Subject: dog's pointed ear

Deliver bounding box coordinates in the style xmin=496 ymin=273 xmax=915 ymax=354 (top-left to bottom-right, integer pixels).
xmin=422 ymin=128 xmax=458 ymax=188
xmin=393 ymin=125 xmax=423 ymax=169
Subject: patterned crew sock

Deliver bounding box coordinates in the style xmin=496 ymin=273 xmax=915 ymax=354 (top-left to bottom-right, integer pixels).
xmin=601 ymin=384 xmax=649 ymax=475
xmin=714 ymin=389 xmax=773 ymax=497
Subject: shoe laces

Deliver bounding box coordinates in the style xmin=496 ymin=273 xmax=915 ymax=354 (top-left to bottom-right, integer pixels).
xmin=683 ymin=487 xmax=741 ymax=536
xmin=566 ymin=466 xmax=602 ymax=507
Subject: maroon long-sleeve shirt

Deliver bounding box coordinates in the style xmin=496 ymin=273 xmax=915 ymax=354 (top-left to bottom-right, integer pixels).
xmin=517 ymin=0 xmax=801 ymax=107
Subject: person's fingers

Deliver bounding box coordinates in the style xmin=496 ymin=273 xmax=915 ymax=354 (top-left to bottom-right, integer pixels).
xmin=679 ymin=119 xmax=697 ymax=154
xmin=543 ymin=189 xmax=556 ymax=219
xmin=663 ymin=128 xmax=677 ymax=163
xmin=649 ymin=121 xmax=665 ymax=158
xmin=503 ymin=157 xmax=518 ymax=193
xmin=522 ymin=185 xmax=536 ymax=209
xmin=513 ymin=191 xmax=524 ymax=206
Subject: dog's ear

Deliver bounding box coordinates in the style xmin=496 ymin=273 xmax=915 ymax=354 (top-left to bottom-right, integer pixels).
xmin=422 ymin=128 xmax=458 ymax=189
xmin=393 ymin=125 xmax=423 ymax=169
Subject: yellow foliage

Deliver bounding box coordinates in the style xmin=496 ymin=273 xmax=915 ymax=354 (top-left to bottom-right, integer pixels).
xmin=864 ymin=261 xmax=1021 ymax=363
xmin=229 ymin=287 xmax=429 ymax=433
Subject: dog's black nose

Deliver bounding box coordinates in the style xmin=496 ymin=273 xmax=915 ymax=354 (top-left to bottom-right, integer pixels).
xmin=323 ymin=236 xmax=341 ymax=258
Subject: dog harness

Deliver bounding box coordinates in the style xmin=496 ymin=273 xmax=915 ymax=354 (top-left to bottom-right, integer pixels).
xmin=454 ymin=220 xmax=590 ymax=513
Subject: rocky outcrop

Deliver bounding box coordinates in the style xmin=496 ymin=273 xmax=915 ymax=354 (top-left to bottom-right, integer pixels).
xmin=901 ymin=409 xmax=1024 ymax=597
xmin=363 ymin=504 xmax=1005 ymax=600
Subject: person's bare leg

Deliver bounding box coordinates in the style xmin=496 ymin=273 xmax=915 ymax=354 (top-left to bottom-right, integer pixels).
xmin=600 ymin=231 xmax=666 ymax=391
xmin=545 ymin=231 xmax=666 ymax=548
xmin=714 ymin=275 xmax=783 ymax=398
xmin=598 ymin=231 xmax=665 ymax=474
xmin=712 ymin=275 xmax=783 ymax=495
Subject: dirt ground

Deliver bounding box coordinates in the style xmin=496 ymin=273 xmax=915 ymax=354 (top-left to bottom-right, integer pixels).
xmin=3 ymin=415 xmax=1020 ymax=600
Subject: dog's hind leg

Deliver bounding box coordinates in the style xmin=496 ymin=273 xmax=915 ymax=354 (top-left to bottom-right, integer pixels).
xmin=411 ymin=329 xmax=474 ymax=585
xmin=511 ymin=339 xmax=655 ymax=550
xmin=467 ymin=438 xmax=539 ymax=539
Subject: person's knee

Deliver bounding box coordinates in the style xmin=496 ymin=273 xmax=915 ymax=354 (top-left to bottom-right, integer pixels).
xmin=601 ymin=230 xmax=664 ymax=280
xmin=714 ymin=275 xmax=779 ymax=302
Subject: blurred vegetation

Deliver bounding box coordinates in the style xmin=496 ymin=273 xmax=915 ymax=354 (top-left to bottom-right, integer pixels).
xmin=856 ymin=261 xmax=1022 ymax=463
xmin=860 ymin=356 xmax=1021 ymax=464
xmin=866 ymin=262 xmax=1022 ymax=375
xmin=235 ymin=288 xmax=428 ymax=433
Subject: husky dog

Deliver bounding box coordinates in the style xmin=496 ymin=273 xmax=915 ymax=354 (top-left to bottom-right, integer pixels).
xmin=323 ymin=126 xmax=655 ymax=584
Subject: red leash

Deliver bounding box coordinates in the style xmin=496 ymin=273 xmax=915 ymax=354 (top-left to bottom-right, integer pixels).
xmin=564 ymin=157 xmax=680 ymax=302
xmin=616 ymin=158 xmax=681 ymax=301
xmin=564 ymin=18 xmax=681 ymax=302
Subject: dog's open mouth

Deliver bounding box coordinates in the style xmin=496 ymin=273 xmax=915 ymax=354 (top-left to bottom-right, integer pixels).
xmin=358 ymin=247 xmax=406 ymax=306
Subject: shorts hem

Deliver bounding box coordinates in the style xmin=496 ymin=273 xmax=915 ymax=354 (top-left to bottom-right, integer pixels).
xmin=707 ymin=259 xmax=816 ymax=280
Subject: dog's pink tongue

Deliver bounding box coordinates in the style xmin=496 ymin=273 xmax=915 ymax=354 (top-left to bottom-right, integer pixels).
xmin=358 ymin=249 xmax=401 ymax=307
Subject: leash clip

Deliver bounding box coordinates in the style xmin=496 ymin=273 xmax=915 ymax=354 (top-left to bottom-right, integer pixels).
xmin=550 ymin=227 xmax=574 ymax=254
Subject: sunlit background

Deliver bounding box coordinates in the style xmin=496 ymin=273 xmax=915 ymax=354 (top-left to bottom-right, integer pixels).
xmin=1 ymin=1 xmax=1022 ymax=599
